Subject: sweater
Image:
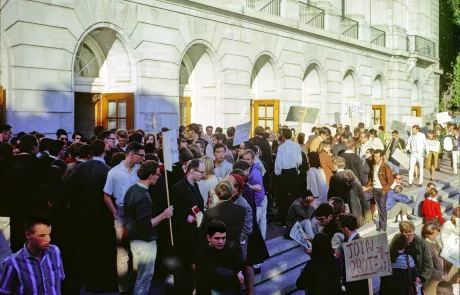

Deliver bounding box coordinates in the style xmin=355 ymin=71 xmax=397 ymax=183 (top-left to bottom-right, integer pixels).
xmin=124 ymin=183 xmax=157 ymax=241
xmin=422 ymin=198 xmax=444 ymax=225
xmin=386 ymin=190 xmax=411 ymax=211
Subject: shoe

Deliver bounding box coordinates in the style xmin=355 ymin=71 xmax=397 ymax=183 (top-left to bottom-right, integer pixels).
xmin=416 ymin=184 xmax=422 ymax=187
xmin=407 ymin=184 xmax=413 ymax=188
xmin=378 ymin=229 xmax=386 ymax=234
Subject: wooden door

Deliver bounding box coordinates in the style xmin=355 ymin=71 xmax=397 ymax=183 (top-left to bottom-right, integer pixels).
xmin=372 ymin=105 xmax=386 ymax=127
xmin=0 ymin=86 xmax=4 ymax=124
xmin=411 ymin=106 xmax=421 ymax=117
xmin=180 ymin=97 xmax=191 ymax=126
xmin=251 ymin=100 xmax=280 ymax=133
xmin=101 ymin=93 xmax=134 ymax=130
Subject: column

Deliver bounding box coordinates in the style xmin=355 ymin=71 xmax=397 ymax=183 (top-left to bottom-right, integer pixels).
xmin=343 ymin=0 xmax=371 ymax=41
xmin=310 ymin=0 xmax=341 ymax=33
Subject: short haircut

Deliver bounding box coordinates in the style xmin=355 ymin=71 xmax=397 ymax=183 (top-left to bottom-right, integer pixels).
xmin=242 ymin=149 xmax=255 ymax=159
xmin=373 ymin=149 xmax=384 ymax=157
xmin=26 ymin=215 xmax=51 ymax=233
xmin=329 ymin=197 xmax=346 ymax=217
xmin=399 ymin=220 xmax=415 ymax=233
xmin=282 ymin=128 xmax=292 ymax=139
xmin=117 ymin=129 xmax=128 ymax=138
xmin=187 ymin=123 xmax=200 ymax=135
xmin=47 ymin=140 xmax=65 ymax=156
xmin=213 ymin=133 xmax=227 ymax=145
xmin=77 ymin=144 xmax=92 ymax=158
xmin=345 ymin=139 xmax=355 ymax=150
xmin=358 ymin=122 xmax=365 ymax=128
xmin=338 ymin=213 xmax=358 ymax=231
xmin=394 ymin=173 xmax=401 ymax=179
xmin=394 ymin=185 xmax=403 ymax=194
xmin=297 ymin=133 xmax=305 ymax=144
xmin=413 ymin=125 xmax=420 ymax=131
xmin=369 ymin=129 xmax=377 ymax=136
xmin=333 ymin=156 xmax=346 ymax=169
xmin=72 ymin=131 xmax=83 ymax=140
xmin=315 ymin=203 xmax=333 ymax=218
xmin=39 ymin=137 xmax=52 ymax=153
xmin=436 ymin=281 xmax=453 ymax=294
xmin=179 ymin=148 xmax=194 ymax=162
xmin=213 ymin=143 xmax=226 ymax=153
xmin=0 ymin=124 xmax=12 ymax=133
xmin=360 ymin=132 xmax=369 ymax=139
xmin=233 ymin=159 xmax=251 ymax=171
xmin=56 ymin=128 xmax=68 ymax=137
xmin=390 ymin=234 xmax=408 ymax=262
xmin=421 ymin=222 xmax=440 ymax=239
xmin=378 ymin=126 xmax=384 ymax=131
xmin=187 ymin=158 xmax=202 ymax=173
xmin=144 ymin=143 xmax=156 ymax=154
xmin=214 ymin=181 xmax=234 ymax=201
xmin=90 ymin=139 xmax=106 ymax=157
xmin=227 ymin=126 xmax=236 ymax=137
xmin=430 ymin=188 xmax=438 ymax=197
xmin=126 ymin=142 xmax=144 ymax=155
xmin=254 ymin=126 xmax=265 ymax=137
xmin=242 ymin=140 xmax=255 ymax=152
xmin=206 ymin=126 xmax=213 ymax=131
xmin=207 ymin=220 xmax=227 ymax=237
xmin=392 ymin=130 xmax=399 ymax=135
xmin=215 ymin=127 xmax=223 ymax=133
xmin=137 ymin=160 xmax=160 ymax=180
xmin=427 ymin=182 xmax=436 ymax=188
xmin=129 ymin=133 xmax=143 ymax=144
xmin=19 ymin=134 xmax=38 ymax=153
xmin=97 ymin=130 xmax=112 ymax=140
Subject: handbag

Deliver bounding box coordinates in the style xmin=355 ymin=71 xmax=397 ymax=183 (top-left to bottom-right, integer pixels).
xmin=405 ymin=254 xmax=418 ymax=295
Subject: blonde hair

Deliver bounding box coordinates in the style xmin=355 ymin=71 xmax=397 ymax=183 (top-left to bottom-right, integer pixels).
xmin=214 ymin=181 xmax=234 ymax=201
xmin=200 ymin=156 xmax=215 ymax=180
xmin=333 ymin=156 xmax=346 ymax=169
xmin=399 ymin=220 xmax=415 ymax=234
xmin=318 ymin=141 xmax=330 ymax=153
xmin=394 ymin=185 xmax=403 ymax=194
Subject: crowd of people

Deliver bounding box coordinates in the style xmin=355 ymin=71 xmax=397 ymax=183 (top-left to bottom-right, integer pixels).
xmin=0 ymin=120 xmax=458 ymax=295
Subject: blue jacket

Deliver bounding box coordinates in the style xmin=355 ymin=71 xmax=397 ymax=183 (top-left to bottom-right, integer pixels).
xmin=248 ymin=163 xmax=265 ymax=207
xmin=386 ymin=190 xmax=411 ymax=211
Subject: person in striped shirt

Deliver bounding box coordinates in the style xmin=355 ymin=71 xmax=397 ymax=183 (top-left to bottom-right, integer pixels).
xmin=0 ymin=215 xmax=65 ymax=295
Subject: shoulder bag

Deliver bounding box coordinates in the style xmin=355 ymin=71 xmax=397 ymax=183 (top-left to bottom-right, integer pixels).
xmin=405 ymin=254 xmax=418 ymax=295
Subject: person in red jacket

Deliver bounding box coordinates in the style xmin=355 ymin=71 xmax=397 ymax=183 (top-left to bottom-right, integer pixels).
xmin=422 ymin=188 xmax=444 ymax=225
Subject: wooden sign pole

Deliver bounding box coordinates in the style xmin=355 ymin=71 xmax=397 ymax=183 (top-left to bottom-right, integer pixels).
xmin=367 ymin=278 xmax=373 ymax=295
xmin=163 ymin=154 xmax=174 ymax=246
xmin=294 ymin=108 xmax=308 ymax=142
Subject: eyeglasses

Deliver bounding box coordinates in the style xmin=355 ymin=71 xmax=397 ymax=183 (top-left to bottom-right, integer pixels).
xmin=134 ymin=153 xmax=145 ymax=158
xmin=395 ymin=177 xmax=402 ymax=180
xmin=316 ymin=216 xmax=328 ymax=221
xmin=60 ymin=138 xmax=68 ymax=141
xmin=403 ymin=233 xmax=415 ymax=238
xmin=195 ymin=170 xmax=206 ymax=175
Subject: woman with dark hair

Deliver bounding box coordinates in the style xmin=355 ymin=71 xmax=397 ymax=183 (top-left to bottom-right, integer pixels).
xmin=380 ymin=234 xmax=419 ymax=295
xmin=422 ymin=223 xmax=447 ymax=294
xmin=306 ymin=152 xmax=328 ymax=208
xmin=329 ymin=197 xmax=346 ymax=218
xmin=296 ymin=233 xmax=343 ymax=294
xmin=318 ymin=141 xmax=335 ymax=186
xmin=342 ymin=170 xmax=372 ymax=227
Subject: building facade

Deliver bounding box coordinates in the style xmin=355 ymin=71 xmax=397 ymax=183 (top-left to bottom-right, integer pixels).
xmin=0 ymin=0 xmax=440 ymax=137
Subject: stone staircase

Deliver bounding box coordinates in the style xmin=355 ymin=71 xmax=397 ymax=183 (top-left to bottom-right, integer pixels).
xmin=254 ymin=175 xmax=459 ymax=295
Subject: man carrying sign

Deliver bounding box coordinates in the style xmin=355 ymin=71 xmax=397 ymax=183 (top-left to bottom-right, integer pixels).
xmin=406 ymin=125 xmax=428 ymax=187
xmin=386 ymin=130 xmax=406 ymax=174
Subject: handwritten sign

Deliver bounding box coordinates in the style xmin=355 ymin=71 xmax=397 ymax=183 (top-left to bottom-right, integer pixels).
xmin=345 ymin=102 xmax=365 ymax=115
xmin=233 ymin=121 xmax=251 ymax=146
xmin=441 ymin=234 xmax=459 ymax=267
xmin=391 ymin=148 xmax=410 ymax=169
xmin=285 ymin=106 xmax=320 ymax=124
xmin=402 ymin=115 xmax=422 ymax=127
xmin=436 ymin=112 xmax=453 ymax=125
xmin=390 ymin=120 xmax=407 ymax=132
xmin=343 ymin=234 xmax=392 ymax=282
xmin=426 ymin=140 xmax=440 ymax=153
xmin=162 ymin=130 xmax=179 ymax=172
xmin=289 ymin=222 xmax=311 ymax=249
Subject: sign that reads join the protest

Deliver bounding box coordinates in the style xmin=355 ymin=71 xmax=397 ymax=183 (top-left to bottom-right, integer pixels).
xmin=343 ymin=234 xmax=392 ymax=282
xmin=162 ymin=130 xmax=179 ymax=172
xmin=233 ymin=121 xmax=252 ymax=146
xmin=441 ymin=234 xmax=459 ymax=267
xmin=285 ymin=106 xmax=320 ymax=124
xmin=345 ymin=102 xmax=365 ymax=115
xmin=402 ymin=115 xmax=423 ymax=127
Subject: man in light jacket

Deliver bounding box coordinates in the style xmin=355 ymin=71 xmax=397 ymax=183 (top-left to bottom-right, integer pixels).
xmin=406 ymin=125 xmax=427 ymax=187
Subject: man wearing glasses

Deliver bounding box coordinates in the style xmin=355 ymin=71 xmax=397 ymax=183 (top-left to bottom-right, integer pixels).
xmin=124 ymin=160 xmax=174 ymax=295
xmin=170 ymin=159 xmax=206 ymax=295
xmin=97 ymin=130 xmax=121 ymax=166
xmin=391 ymin=221 xmax=433 ymax=286
xmin=103 ymin=141 xmax=145 ymax=295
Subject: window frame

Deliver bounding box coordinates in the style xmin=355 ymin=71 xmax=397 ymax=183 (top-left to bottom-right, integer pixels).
xmin=101 ymin=93 xmax=134 ymax=130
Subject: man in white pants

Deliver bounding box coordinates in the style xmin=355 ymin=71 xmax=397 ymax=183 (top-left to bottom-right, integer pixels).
xmin=406 ymin=125 xmax=427 ymax=187
xmin=452 ymin=126 xmax=459 ymax=175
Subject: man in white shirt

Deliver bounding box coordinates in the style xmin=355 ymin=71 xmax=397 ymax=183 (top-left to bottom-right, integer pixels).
xmin=214 ymin=143 xmax=233 ymax=179
xmin=274 ymin=128 xmax=302 ymax=225
xmin=358 ymin=132 xmax=371 ymax=162
xmin=406 ymin=125 xmax=427 ymax=187
xmin=103 ymin=141 xmax=145 ymax=294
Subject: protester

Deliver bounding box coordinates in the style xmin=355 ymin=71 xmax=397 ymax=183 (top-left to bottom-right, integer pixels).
xmin=284 ymin=194 xmax=315 ymax=239
xmin=250 ymin=126 xmax=273 ymax=171
xmin=306 ymin=152 xmax=328 ymax=208
xmin=386 ymin=185 xmax=411 ymax=223
xmin=309 ymin=128 xmax=328 ymax=153
xmin=116 ymin=129 xmax=129 ymax=152
xmin=406 ymin=125 xmax=428 ymax=187
xmin=212 ymin=133 xmax=234 ymax=164
xmin=386 ymin=130 xmax=406 ymax=174
xmin=341 ymin=139 xmax=365 ymax=185
xmin=422 ymin=188 xmax=444 ymax=225
xmin=390 ymin=173 xmax=403 ymax=189
xmin=426 ymin=130 xmax=439 ymax=181
xmin=415 ymin=182 xmax=436 ymax=217
xmin=214 ymin=143 xmax=233 ymax=179
xmin=318 ymin=141 xmax=335 ymax=186
xmin=198 ymin=156 xmax=220 ymax=208
xmin=380 ymin=234 xmax=419 ymax=295
xmin=313 ymin=203 xmax=340 ymax=240
xmin=421 ymin=223 xmax=447 ymax=294
xmin=452 ymin=126 xmax=459 ymax=176
xmin=296 ymin=233 xmax=343 ymax=294
xmin=436 ymin=281 xmax=454 ymax=295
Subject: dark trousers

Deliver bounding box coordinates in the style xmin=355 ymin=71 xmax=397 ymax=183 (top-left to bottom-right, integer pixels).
xmin=372 ymin=188 xmax=387 ymax=231
xmin=276 ymin=168 xmax=299 ymax=225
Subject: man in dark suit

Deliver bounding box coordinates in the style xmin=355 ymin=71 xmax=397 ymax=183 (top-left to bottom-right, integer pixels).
xmin=251 ymin=126 xmax=273 ymax=172
xmin=64 ymin=139 xmax=117 ymax=293
xmin=199 ymin=181 xmax=246 ymax=258
xmin=327 ymin=156 xmax=348 ymax=201
xmin=341 ymin=139 xmax=366 ymax=185
xmin=170 ymin=158 xmax=206 ymax=295
xmin=337 ymin=214 xmax=368 ymax=295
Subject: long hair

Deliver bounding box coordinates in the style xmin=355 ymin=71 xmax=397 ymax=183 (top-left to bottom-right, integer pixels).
xmin=310 ymin=233 xmax=334 ymax=260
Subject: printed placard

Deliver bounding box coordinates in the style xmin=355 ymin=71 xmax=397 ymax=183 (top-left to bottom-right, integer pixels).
xmin=392 ymin=148 xmax=410 ymax=169
xmin=343 ymin=234 xmax=392 ymax=282
xmin=233 ymin=121 xmax=252 ymax=146
xmin=345 ymin=102 xmax=365 ymax=115
xmin=441 ymin=234 xmax=459 ymax=267
xmin=426 ymin=140 xmax=440 ymax=153
xmin=162 ymin=130 xmax=179 ymax=172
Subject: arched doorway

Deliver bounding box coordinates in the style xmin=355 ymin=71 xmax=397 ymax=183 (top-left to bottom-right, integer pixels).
xmin=250 ymin=55 xmax=280 ymax=132
xmin=302 ymin=64 xmax=322 ymax=126
xmin=342 ymin=70 xmax=359 ymax=126
xmin=179 ymin=44 xmax=219 ymax=127
xmin=73 ymin=27 xmax=135 ymax=138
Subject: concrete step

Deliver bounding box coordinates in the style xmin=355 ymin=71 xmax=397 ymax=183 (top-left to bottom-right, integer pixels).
xmin=254 ymin=262 xmax=306 ymax=295
xmin=265 ymin=236 xmax=300 ymax=257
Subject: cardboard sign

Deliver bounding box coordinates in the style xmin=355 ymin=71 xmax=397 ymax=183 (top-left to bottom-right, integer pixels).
xmin=402 ymin=115 xmax=422 ymax=127
xmin=391 ymin=148 xmax=410 ymax=169
xmin=441 ymin=234 xmax=460 ymax=268
xmin=345 ymin=102 xmax=365 ymax=115
xmin=390 ymin=120 xmax=407 ymax=132
xmin=162 ymin=130 xmax=179 ymax=172
xmin=334 ymin=112 xmax=340 ymax=125
xmin=426 ymin=140 xmax=440 ymax=153
xmin=285 ymin=106 xmax=320 ymax=124
xmin=143 ymin=112 xmax=159 ymax=132
xmin=233 ymin=121 xmax=251 ymax=146
xmin=343 ymin=234 xmax=392 ymax=282
xmin=436 ymin=112 xmax=453 ymax=125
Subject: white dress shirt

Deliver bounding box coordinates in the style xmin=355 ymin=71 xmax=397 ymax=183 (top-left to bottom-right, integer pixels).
xmin=103 ymin=160 xmax=140 ymax=209
xmin=369 ymin=137 xmax=384 ymax=150
xmin=274 ymin=139 xmax=302 ymax=175
xmin=406 ymin=132 xmax=427 ymax=155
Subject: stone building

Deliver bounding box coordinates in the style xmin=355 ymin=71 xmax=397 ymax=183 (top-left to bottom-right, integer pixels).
xmin=0 ymin=0 xmax=440 ymax=137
